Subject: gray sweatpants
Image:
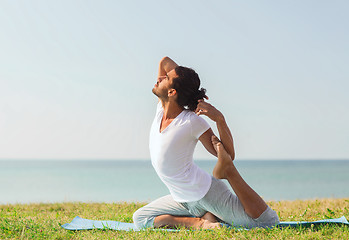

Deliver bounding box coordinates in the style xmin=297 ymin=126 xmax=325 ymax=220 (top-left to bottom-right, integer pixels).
xmin=133 ymin=177 xmax=279 ymax=229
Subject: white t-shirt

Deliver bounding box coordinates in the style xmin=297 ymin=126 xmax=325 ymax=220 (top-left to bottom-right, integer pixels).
xmin=149 ymin=102 xmax=212 ymax=202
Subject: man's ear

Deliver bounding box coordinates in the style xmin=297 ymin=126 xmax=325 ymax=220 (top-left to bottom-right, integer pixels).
xmin=168 ymin=88 xmax=177 ymax=97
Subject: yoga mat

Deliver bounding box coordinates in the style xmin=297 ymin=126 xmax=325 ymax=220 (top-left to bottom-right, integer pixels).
xmin=276 ymin=215 xmax=349 ymax=228
xmin=62 ymin=216 xmax=349 ymax=231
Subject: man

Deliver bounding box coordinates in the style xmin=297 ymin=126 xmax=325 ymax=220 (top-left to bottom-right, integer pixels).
xmin=133 ymin=56 xmax=279 ymax=229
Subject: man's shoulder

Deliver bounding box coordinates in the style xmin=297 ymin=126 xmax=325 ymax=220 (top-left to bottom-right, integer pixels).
xmin=183 ymin=110 xmax=207 ymax=123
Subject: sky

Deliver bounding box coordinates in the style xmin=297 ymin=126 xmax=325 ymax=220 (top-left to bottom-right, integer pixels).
xmin=0 ymin=0 xmax=348 ymax=160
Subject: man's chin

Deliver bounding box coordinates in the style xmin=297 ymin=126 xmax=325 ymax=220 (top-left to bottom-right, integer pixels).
xmin=152 ymin=88 xmax=158 ymax=96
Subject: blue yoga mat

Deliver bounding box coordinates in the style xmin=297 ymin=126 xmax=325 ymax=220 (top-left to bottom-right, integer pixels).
xmin=62 ymin=216 xmax=349 ymax=231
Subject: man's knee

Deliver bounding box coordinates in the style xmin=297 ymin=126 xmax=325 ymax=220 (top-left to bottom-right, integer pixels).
xmin=132 ymin=208 xmax=144 ymax=229
xmin=133 ymin=207 xmax=155 ymax=229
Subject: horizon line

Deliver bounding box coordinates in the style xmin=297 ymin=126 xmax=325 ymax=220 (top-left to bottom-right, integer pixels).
xmin=0 ymin=158 xmax=349 ymax=161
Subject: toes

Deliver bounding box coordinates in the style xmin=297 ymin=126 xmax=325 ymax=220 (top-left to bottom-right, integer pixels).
xmin=211 ymin=135 xmax=223 ymax=152
xmin=211 ymin=135 xmax=220 ymax=144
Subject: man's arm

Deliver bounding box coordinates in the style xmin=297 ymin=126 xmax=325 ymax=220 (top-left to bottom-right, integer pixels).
xmin=215 ymin=115 xmax=235 ymax=160
xmin=199 ymin=128 xmax=218 ymax=157
xmin=158 ymin=56 xmax=178 ymax=78
xmin=196 ymin=100 xmax=235 ymax=160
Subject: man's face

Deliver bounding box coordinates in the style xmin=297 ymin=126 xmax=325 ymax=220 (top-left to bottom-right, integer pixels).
xmin=152 ymin=69 xmax=178 ymax=98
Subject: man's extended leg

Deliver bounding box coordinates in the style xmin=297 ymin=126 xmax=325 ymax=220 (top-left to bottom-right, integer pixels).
xmin=211 ymin=136 xmax=268 ymax=219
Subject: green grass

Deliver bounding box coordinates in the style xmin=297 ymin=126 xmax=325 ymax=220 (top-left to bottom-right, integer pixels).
xmin=1 ymin=199 xmax=348 ymax=239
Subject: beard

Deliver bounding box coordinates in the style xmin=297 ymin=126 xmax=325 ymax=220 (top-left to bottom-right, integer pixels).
xmin=152 ymin=86 xmax=167 ymax=99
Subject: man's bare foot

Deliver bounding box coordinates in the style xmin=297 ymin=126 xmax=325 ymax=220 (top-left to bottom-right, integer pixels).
xmin=202 ymin=212 xmax=218 ymax=223
xmin=197 ymin=212 xmax=220 ymax=229
xmin=201 ymin=219 xmax=221 ymax=229
xmin=212 ymin=135 xmax=234 ymax=179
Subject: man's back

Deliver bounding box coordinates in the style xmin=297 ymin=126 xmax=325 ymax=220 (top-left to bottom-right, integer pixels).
xmin=149 ymin=102 xmax=211 ymax=203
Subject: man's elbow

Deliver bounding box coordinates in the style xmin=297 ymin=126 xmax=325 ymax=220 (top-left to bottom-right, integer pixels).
xmin=229 ymin=149 xmax=235 ymax=160
xmin=160 ymin=56 xmax=170 ymax=63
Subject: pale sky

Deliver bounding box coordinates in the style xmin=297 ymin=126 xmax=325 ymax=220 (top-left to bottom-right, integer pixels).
xmin=0 ymin=0 xmax=348 ymax=160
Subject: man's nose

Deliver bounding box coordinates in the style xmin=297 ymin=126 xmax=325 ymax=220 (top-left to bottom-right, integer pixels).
xmin=158 ymin=76 xmax=166 ymax=82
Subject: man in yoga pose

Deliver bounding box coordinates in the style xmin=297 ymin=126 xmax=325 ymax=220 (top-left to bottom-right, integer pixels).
xmin=133 ymin=57 xmax=279 ymax=229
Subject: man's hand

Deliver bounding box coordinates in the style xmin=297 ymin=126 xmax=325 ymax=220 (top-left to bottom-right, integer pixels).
xmin=195 ymin=99 xmax=224 ymax=123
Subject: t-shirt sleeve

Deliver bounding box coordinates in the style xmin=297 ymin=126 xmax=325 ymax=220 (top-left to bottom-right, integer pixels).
xmin=190 ymin=113 xmax=211 ymax=139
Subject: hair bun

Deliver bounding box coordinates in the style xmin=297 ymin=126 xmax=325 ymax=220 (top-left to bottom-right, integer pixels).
xmin=187 ymin=88 xmax=207 ymax=111
xmin=196 ymin=88 xmax=207 ymax=100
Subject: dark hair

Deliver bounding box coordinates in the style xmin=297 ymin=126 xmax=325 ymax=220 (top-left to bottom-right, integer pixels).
xmin=172 ymin=66 xmax=207 ymax=111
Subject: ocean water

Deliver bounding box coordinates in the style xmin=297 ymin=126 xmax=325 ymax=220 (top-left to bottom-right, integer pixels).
xmin=0 ymin=160 xmax=348 ymax=204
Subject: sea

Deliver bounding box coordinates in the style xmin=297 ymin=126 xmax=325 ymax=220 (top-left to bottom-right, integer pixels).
xmin=0 ymin=160 xmax=348 ymax=204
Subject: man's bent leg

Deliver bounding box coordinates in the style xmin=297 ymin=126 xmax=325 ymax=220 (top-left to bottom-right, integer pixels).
xmin=212 ymin=136 xmax=268 ymax=219
xmin=133 ymin=194 xmax=220 ymax=229
xmin=197 ymin=176 xmax=279 ymax=228
xmin=133 ymin=195 xmax=191 ymax=229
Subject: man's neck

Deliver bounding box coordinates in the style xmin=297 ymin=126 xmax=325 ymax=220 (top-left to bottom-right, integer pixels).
xmin=161 ymin=100 xmax=184 ymax=120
